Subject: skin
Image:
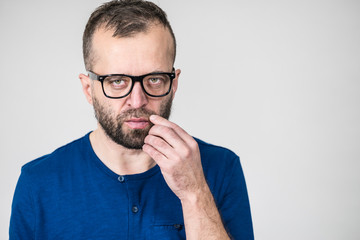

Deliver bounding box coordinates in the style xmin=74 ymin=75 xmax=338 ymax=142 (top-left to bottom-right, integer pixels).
xmin=79 ymin=23 xmax=230 ymax=240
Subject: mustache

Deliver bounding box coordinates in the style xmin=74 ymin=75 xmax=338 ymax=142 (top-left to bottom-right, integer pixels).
xmin=118 ymin=108 xmax=157 ymax=120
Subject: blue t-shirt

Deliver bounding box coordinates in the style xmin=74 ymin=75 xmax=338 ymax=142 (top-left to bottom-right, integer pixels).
xmin=10 ymin=133 xmax=253 ymax=239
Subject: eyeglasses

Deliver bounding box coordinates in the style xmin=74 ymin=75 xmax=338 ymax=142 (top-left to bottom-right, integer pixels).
xmin=88 ymin=68 xmax=176 ymax=99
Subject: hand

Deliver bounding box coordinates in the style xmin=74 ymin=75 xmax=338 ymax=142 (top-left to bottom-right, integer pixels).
xmin=142 ymin=115 xmax=207 ymax=201
xmin=143 ymin=115 xmax=231 ymax=239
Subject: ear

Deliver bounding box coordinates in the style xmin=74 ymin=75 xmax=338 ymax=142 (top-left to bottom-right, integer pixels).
xmin=171 ymin=68 xmax=181 ymax=100
xmin=79 ymin=73 xmax=93 ymax=105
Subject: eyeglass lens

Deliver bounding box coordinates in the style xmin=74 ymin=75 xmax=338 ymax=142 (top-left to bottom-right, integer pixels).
xmin=103 ymin=73 xmax=171 ymax=98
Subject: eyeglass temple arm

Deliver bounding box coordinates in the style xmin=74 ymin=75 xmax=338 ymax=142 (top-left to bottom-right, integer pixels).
xmin=87 ymin=71 xmax=98 ymax=80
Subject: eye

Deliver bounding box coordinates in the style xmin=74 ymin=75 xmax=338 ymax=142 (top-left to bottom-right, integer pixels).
xmin=147 ymin=75 xmax=168 ymax=85
xmin=112 ymin=79 xmax=125 ymax=86
xmin=148 ymin=77 xmax=162 ymax=84
xmin=104 ymin=76 xmax=130 ymax=89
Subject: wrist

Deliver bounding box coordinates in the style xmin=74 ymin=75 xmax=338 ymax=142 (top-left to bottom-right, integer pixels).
xmin=180 ymin=183 xmax=213 ymax=210
xmin=180 ymin=184 xmax=230 ymax=240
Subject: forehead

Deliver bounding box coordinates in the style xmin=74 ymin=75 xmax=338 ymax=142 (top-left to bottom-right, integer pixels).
xmin=91 ymin=24 xmax=174 ymax=74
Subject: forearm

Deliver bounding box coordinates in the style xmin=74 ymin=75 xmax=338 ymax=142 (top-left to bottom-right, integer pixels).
xmin=181 ymin=184 xmax=230 ymax=240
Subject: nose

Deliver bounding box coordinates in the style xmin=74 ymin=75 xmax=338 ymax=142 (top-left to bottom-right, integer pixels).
xmin=126 ymin=82 xmax=148 ymax=108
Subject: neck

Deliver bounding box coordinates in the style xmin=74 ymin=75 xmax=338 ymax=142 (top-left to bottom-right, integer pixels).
xmin=89 ymin=125 xmax=155 ymax=175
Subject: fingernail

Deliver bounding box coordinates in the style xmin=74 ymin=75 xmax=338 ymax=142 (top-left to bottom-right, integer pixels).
xmin=150 ymin=115 xmax=156 ymax=121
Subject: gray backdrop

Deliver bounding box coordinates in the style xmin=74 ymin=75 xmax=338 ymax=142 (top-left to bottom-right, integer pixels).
xmin=1 ymin=0 xmax=359 ymax=239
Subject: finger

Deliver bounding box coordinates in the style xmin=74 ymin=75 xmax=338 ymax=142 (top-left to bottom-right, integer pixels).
xmin=147 ymin=124 xmax=187 ymax=151
xmin=142 ymin=143 xmax=169 ymax=167
xmin=144 ymin=134 xmax=178 ymax=159
xmin=149 ymin=115 xmax=195 ymax=144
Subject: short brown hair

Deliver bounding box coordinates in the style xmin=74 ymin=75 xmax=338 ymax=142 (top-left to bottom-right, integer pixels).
xmin=82 ymin=0 xmax=176 ymax=70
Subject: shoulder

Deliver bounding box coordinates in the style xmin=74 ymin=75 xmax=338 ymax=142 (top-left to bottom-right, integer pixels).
xmin=193 ymin=138 xmax=247 ymax=207
xmin=193 ymin=137 xmax=241 ymax=177
xmin=21 ymin=133 xmax=90 ymax=178
xmin=194 ymin=137 xmax=239 ymax=162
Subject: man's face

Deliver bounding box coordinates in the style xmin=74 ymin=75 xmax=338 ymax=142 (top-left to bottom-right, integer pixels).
xmin=89 ymin=24 xmax=179 ymax=149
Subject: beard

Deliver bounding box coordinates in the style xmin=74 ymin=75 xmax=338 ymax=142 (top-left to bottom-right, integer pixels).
xmin=92 ymin=94 xmax=173 ymax=149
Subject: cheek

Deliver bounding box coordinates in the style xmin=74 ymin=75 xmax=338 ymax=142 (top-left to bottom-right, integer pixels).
xmin=159 ymin=94 xmax=173 ymax=113
xmin=144 ymin=99 xmax=162 ymax=113
xmin=93 ymin=94 xmax=123 ymax=117
xmin=110 ymin=101 xmax=128 ymax=115
xmin=155 ymin=94 xmax=172 ymax=110
xmin=92 ymin=85 xmax=127 ymax=114
xmin=91 ymin=83 xmax=104 ymax=103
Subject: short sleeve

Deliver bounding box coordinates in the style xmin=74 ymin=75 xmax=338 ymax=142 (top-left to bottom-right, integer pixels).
xmin=219 ymin=156 xmax=254 ymax=240
xmin=10 ymin=168 xmax=36 ymax=240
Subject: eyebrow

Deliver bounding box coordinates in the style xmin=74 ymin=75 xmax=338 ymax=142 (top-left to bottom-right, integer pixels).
xmin=146 ymin=68 xmax=173 ymax=74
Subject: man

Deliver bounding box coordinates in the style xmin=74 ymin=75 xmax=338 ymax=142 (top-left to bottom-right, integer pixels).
xmin=10 ymin=0 xmax=254 ymax=239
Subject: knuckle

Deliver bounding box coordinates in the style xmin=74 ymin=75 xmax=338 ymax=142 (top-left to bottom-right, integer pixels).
xmin=173 ymin=154 xmax=182 ymax=162
xmin=189 ymin=138 xmax=198 ymax=149
xmin=144 ymin=135 xmax=151 ymax=144
xmin=153 ymin=150 xmax=163 ymax=159
xmin=146 ymin=146 xmax=163 ymax=160
xmin=170 ymin=122 xmax=180 ymax=130
xmin=162 ymin=126 xmax=174 ymax=136
xmin=143 ymin=144 xmax=153 ymax=153
xmin=182 ymin=147 xmax=191 ymax=158
xmin=148 ymin=125 xmax=160 ymax=135
xmin=154 ymin=137 xmax=167 ymax=148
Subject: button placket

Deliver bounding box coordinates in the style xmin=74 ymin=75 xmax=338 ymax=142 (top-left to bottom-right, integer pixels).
xmin=126 ymin=180 xmax=142 ymax=239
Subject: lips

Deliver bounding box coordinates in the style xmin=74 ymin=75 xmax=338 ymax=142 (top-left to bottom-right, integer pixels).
xmin=124 ymin=118 xmax=150 ymax=129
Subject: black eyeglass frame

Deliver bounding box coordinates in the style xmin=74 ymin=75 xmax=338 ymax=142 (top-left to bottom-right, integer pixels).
xmin=88 ymin=68 xmax=176 ymax=99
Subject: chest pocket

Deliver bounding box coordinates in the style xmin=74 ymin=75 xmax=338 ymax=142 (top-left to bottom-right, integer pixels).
xmin=147 ymin=222 xmax=185 ymax=240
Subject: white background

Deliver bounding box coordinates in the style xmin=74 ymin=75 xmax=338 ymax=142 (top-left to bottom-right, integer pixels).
xmin=1 ymin=0 xmax=359 ymax=239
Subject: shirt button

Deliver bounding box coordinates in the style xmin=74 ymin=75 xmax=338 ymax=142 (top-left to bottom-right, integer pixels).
xmin=118 ymin=176 xmax=125 ymax=183
xmin=131 ymin=205 xmax=139 ymax=213
xmin=174 ymin=224 xmax=182 ymax=230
